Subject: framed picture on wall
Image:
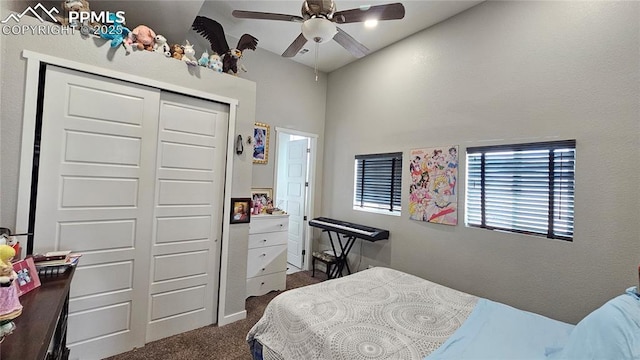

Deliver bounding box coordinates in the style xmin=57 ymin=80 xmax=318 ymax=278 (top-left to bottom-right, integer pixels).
xmin=253 ymin=122 xmax=270 ymax=164
xmin=230 ymin=197 xmax=251 ymax=224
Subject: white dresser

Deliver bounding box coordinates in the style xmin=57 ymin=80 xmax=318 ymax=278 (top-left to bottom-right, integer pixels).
xmin=246 ymin=214 xmax=289 ymax=297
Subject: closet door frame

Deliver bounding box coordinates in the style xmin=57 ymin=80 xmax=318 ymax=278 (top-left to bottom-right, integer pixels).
xmin=15 ymin=50 xmax=240 ymax=331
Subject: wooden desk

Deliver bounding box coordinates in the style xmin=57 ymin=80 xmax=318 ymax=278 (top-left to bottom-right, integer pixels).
xmin=2 ymin=267 xmax=75 ymax=360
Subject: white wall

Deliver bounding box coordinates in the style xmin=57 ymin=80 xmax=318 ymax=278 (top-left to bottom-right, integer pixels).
xmin=324 ymin=1 xmax=640 ymax=324
xmin=188 ymin=33 xmax=327 ymax=220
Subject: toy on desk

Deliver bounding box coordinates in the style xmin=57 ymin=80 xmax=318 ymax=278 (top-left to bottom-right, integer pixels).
xmin=0 ymin=245 xmax=22 ymax=341
xmin=0 ymin=228 xmax=28 ymax=260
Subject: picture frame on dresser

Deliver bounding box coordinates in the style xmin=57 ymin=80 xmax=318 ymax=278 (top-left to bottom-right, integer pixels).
xmin=12 ymin=257 xmax=41 ymax=297
xmin=251 ymin=188 xmax=272 ymax=208
xmin=230 ymin=197 xmax=251 ymax=224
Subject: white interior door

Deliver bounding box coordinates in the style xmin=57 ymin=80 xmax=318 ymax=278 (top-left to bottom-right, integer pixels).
xmin=283 ymin=139 xmax=309 ymax=269
xmin=34 ymin=66 xmax=160 ymax=358
xmin=146 ymin=92 xmax=228 ymax=341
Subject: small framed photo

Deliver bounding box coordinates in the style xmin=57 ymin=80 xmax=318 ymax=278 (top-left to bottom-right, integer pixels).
xmin=253 ymin=122 xmax=270 ymax=164
xmin=12 ymin=257 xmax=41 ymax=297
xmin=251 ymin=188 xmax=272 ymax=206
xmin=230 ymin=197 xmax=251 ymax=224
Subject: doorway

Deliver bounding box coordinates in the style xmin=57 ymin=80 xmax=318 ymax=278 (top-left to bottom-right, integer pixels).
xmin=274 ymin=128 xmax=318 ymax=271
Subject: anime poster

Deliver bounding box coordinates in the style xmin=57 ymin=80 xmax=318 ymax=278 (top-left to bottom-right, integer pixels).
xmin=408 ymin=146 xmax=458 ymax=225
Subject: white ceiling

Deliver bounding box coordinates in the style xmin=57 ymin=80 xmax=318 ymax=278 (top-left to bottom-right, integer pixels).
xmin=197 ymin=0 xmax=483 ymax=73
xmin=39 ymin=0 xmax=483 ymax=73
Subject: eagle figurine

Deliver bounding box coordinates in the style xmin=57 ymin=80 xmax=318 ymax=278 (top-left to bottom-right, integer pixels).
xmin=192 ymin=16 xmax=258 ymax=75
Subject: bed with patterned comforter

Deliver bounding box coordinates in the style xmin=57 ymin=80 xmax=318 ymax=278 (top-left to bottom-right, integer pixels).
xmin=246 ymin=267 xmax=478 ymax=360
xmin=247 ymin=266 xmax=640 ymax=360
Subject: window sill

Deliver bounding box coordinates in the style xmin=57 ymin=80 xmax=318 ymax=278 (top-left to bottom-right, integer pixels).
xmin=353 ymin=206 xmax=401 ymax=217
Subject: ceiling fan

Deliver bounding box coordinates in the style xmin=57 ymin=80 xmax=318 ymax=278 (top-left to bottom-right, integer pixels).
xmin=232 ymin=0 xmax=405 ymax=59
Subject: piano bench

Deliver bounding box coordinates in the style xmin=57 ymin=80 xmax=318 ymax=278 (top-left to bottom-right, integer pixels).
xmin=312 ymin=251 xmax=338 ymax=279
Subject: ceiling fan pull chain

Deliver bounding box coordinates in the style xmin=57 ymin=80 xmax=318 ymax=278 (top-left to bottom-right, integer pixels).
xmin=314 ymin=42 xmax=320 ymax=82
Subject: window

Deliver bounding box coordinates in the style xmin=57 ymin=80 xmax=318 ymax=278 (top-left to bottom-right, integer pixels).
xmin=354 ymin=152 xmax=402 ymax=215
xmin=466 ymin=140 xmax=576 ymax=240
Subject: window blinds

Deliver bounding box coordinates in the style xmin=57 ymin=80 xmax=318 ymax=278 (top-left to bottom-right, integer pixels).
xmin=354 ymin=152 xmax=402 ymax=212
xmin=466 ymin=140 xmax=576 ymax=240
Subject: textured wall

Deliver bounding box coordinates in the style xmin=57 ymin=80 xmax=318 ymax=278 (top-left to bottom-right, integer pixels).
xmin=189 ymin=33 xmax=327 ymax=224
xmin=324 ymin=1 xmax=640 ymax=324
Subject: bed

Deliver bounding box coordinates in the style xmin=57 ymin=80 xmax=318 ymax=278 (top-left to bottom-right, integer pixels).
xmin=247 ymin=266 xmax=640 ymax=360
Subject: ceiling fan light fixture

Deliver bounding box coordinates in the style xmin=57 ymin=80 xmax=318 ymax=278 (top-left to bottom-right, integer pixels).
xmin=364 ymin=19 xmax=378 ymax=28
xmin=301 ymin=17 xmax=337 ymax=43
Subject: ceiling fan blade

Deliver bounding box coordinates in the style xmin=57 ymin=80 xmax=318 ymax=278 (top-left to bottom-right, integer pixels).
xmin=282 ymin=33 xmax=308 ymax=57
xmin=232 ymin=10 xmax=304 ymax=22
xmin=333 ymin=3 xmax=405 ymax=24
xmin=333 ymin=27 xmax=370 ymax=58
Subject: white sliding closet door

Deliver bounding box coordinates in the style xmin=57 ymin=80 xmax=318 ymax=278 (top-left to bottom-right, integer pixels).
xmin=146 ymin=92 xmax=228 ymax=341
xmin=34 ymin=66 xmax=160 ymax=358
xmin=33 ymin=66 xmax=230 ymax=358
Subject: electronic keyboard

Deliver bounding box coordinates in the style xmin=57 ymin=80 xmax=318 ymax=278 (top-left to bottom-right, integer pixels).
xmin=308 ymin=217 xmax=389 ymax=242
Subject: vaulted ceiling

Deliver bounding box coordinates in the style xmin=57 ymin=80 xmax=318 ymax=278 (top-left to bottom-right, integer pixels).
xmin=37 ymin=0 xmax=483 ymax=73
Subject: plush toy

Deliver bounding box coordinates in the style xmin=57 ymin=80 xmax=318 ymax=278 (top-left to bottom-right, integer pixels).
xmin=198 ymin=51 xmax=210 ymax=67
xmin=99 ymin=13 xmax=131 ymax=52
xmin=192 ymin=16 xmax=258 ymax=75
xmin=56 ymin=0 xmax=91 ymax=27
xmin=170 ymin=44 xmax=183 ymax=60
xmin=0 ymin=233 xmax=20 ymax=259
xmin=153 ymin=34 xmax=171 ymax=57
xmin=0 ymin=245 xmax=21 ymax=341
xmin=207 ymin=53 xmax=223 ymax=73
xmin=181 ymin=41 xmax=198 ymax=66
xmin=56 ymin=0 xmax=97 ymax=37
xmin=128 ymin=25 xmax=156 ymax=51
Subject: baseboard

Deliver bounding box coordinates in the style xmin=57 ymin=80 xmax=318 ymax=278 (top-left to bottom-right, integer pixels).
xmin=218 ymin=310 xmax=247 ymax=326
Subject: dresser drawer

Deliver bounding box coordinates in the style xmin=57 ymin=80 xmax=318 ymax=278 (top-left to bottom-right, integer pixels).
xmin=248 ymin=231 xmax=287 ymax=249
xmin=249 ymin=216 xmax=289 ymax=234
xmin=246 ymin=272 xmax=286 ymax=297
xmin=247 ymin=245 xmax=287 ymax=278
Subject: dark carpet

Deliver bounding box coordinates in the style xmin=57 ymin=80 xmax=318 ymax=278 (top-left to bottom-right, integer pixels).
xmin=104 ymin=270 xmax=327 ymax=360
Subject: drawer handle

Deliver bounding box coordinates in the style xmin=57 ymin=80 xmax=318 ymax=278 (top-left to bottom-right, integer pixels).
xmin=262 ymin=268 xmax=265 ymax=272
xmin=261 ymin=253 xmax=266 ymax=257
xmin=262 ymin=239 xmax=267 ymax=242
xmin=260 ymin=282 xmax=265 ymax=285
xmin=279 ymin=224 xmax=283 ymax=227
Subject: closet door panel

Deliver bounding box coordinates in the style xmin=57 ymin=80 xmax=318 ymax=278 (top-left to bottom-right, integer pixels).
xmin=146 ymin=92 xmax=229 ymax=342
xmin=34 ymin=66 xmax=159 ymax=359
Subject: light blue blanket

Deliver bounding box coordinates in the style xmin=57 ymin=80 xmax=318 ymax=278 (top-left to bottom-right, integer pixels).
xmin=425 ymin=298 xmax=574 ymax=360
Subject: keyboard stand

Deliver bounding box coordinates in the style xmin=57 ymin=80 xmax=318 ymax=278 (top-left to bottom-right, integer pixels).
xmin=325 ymin=230 xmax=357 ymax=278
xmin=308 ymin=217 xmax=390 ymax=279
